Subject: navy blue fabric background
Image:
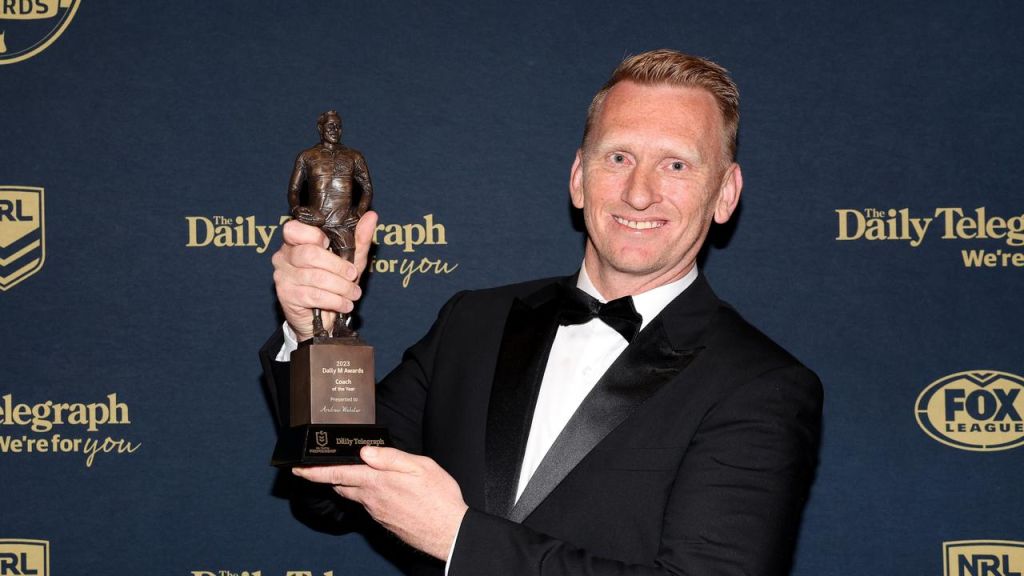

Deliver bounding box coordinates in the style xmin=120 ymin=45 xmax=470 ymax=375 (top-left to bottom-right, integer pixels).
xmin=2 ymin=1 xmax=1021 ymax=574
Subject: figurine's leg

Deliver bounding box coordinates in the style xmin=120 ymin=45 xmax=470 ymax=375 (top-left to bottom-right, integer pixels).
xmin=312 ymin=308 xmax=328 ymax=339
xmin=329 ymin=225 xmax=357 ymax=337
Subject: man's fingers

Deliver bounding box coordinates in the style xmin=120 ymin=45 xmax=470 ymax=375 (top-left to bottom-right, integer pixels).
xmin=293 ymin=464 xmax=373 ymax=486
xmin=333 ymin=484 xmax=363 ymax=503
xmin=282 ymin=219 xmax=330 ymax=249
xmin=290 ymin=266 xmax=362 ymax=302
xmin=287 ymin=243 xmax=357 ymax=279
xmin=353 ymin=210 xmax=379 ymax=280
xmin=293 ymin=449 xmax=429 ymax=484
xmin=276 ymin=260 xmax=362 ymax=313
xmin=360 ymin=446 xmax=423 ymax=474
xmin=281 ymin=284 xmax=354 ymax=315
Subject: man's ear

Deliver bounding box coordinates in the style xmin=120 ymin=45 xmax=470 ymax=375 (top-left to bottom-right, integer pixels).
xmin=570 ymin=150 xmax=585 ymax=209
xmin=713 ymin=163 xmax=743 ymax=224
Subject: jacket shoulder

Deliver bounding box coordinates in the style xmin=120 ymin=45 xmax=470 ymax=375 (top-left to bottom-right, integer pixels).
xmin=698 ymin=302 xmax=822 ymax=403
xmin=716 ymin=305 xmax=806 ymax=365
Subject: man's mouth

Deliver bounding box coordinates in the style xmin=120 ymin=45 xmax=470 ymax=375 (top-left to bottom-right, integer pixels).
xmin=613 ymin=216 xmax=664 ymax=230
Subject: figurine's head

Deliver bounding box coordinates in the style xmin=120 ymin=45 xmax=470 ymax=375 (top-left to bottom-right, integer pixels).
xmin=317 ymin=110 xmax=343 ymax=145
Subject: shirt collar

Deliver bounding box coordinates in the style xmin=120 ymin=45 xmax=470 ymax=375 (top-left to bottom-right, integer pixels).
xmin=577 ymin=263 xmax=698 ymax=330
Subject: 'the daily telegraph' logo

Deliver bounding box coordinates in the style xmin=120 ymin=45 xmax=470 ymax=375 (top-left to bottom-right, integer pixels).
xmin=0 ymin=539 xmax=49 ymax=576
xmin=184 ymin=213 xmax=459 ymax=287
xmin=0 ymin=186 xmax=45 ymax=291
xmin=0 ymin=0 xmax=79 ymax=65
xmin=944 ymin=540 xmax=1024 ymax=576
xmin=836 ymin=207 xmax=1024 ymax=268
xmin=916 ymin=371 xmax=1024 ymax=451
xmin=0 ymin=393 xmax=140 ymax=467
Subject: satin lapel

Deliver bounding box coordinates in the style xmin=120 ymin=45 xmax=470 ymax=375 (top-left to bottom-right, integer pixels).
xmin=509 ymin=317 xmax=702 ymax=523
xmin=484 ymin=282 xmax=565 ymax=519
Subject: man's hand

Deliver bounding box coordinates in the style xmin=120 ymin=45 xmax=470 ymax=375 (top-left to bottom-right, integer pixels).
xmin=272 ymin=211 xmax=378 ymax=341
xmin=293 ymin=446 xmax=469 ymax=560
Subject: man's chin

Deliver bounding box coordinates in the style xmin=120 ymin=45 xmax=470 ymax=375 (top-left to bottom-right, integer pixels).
xmin=598 ymin=253 xmax=666 ymax=278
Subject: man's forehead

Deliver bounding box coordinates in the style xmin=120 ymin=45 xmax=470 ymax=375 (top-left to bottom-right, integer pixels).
xmin=590 ymin=81 xmax=727 ymax=165
xmin=601 ymin=81 xmax=720 ymax=123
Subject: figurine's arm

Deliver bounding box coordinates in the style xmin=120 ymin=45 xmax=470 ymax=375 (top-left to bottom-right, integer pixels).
xmin=353 ymin=152 xmax=373 ymax=217
xmin=287 ymin=152 xmax=308 ymax=214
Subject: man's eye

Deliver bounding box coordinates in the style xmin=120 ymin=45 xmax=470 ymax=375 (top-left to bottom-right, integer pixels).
xmin=611 ymin=154 xmax=626 ymax=164
xmin=669 ymin=161 xmax=685 ymax=171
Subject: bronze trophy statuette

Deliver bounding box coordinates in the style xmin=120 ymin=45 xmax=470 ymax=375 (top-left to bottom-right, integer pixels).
xmin=272 ymin=110 xmax=391 ymax=467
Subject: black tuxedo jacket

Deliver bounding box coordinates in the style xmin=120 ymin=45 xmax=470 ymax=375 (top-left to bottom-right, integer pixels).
xmin=261 ymin=273 xmax=823 ymax=576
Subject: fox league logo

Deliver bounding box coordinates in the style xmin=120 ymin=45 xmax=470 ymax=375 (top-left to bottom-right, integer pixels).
xmin=0 ymin=0 xmax=80 ymax=65
xmin=0 ymin=540 xmax=49 ymax=576
xmin=916 ymin=370 xmax=1024 ymax=451
xmin=945 ymin=541 xmax=1024 ymax=576
xmin=0 ymin=186 xmax=45 ymax=291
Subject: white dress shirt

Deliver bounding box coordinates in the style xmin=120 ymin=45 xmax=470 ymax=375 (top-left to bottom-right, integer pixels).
xmin=514 ymin=264 xmax=696 ymax=500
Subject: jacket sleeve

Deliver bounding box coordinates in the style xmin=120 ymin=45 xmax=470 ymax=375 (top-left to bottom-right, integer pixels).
xmin=258 ymin=328 xmax=290 ymax=431
xmin=449 ymin=364 xmax=823 ymax=576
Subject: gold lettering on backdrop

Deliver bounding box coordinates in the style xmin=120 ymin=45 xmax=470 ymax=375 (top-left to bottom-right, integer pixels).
xmin=915 ymin=371 xmax=1024 ymax=452
xmin=0 ymin=540 xmax=49 ymax=576
xmin=372 ymin=213 xmax=447 ymax=252
xmin=0 ymin=393 xmax=141 ymax=467
xmin=943 ymin=541 xmax=1024 ymax=576
xmin=184 ymin=213 xmax=459 ymax=285
xmin=0 ymin=0 xmax=62 ymax=21
xmin=192 ymin=565 xmax=344 ymax=569
xmin=0 ymin=186 xmax=45 ymax=291
xmin=0 ymin=0 xmax=79 ymax=66
xmin=835 ymin=206 xmax=1024 ymax=268
xmin=185 ymin=215 xmax=286 ymax=254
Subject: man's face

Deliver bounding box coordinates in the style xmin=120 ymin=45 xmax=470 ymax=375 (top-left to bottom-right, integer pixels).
xmin=570 ymin=81 xmax=742 ymax=293
xmin=319 ymin=117 xmax=342 ymax=144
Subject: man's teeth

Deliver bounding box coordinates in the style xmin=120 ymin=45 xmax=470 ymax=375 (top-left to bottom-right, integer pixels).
xmin=614 ymin=216 xmax=663 ymax=230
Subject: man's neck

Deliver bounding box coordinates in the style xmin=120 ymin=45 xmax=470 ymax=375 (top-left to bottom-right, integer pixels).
xmin=320 ymin=141 xmax=339 ymax=150
xmin=583 ymin=252 xmax=695 ymax=301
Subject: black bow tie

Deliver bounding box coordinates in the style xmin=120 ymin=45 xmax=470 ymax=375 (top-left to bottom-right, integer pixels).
xmin=556 ymin=286 xmax=642 ymax=343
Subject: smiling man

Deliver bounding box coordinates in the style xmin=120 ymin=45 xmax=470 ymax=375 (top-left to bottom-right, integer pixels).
xmin=570 ymin=78 xmax=741 ymax=299
xmin=264 ymin=49 xmax=822 ymax=576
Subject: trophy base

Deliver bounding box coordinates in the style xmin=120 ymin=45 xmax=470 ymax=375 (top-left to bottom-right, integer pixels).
xmin=271 ymin=424 xmax=392 ymax=467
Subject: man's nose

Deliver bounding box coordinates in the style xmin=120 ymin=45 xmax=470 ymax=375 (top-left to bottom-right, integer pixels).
xmin=621 ymin=167 xmax=660 ymax=210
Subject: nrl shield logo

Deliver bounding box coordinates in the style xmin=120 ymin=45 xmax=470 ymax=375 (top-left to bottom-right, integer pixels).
xmin=944 ymin=540 xmax=1024 ymax=576
xmin=0 ymin=539 xmax=50 ymax=576
xmin=315 ymin=430 xmax=329 ymax=447
xmin=0 ymin=0 xmax=80 ymax=65
xmin=0 ymin=186 xmax=45 ymax=291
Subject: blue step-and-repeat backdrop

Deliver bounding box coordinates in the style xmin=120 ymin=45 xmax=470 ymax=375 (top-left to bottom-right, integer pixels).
xmin=1 ymin=2 xmax=1021 ymax=575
